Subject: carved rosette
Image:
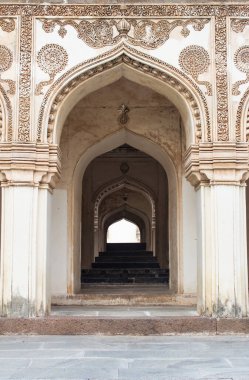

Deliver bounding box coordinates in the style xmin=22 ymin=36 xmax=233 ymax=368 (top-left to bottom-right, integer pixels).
xmin=35 ymin=44 xmax=68 ymax=95
xmin=0 ymin=45 xmax=15 ymax=95
xmin=179 ymin=45 xmax=212 ymax=96
xmin=232 ymin=46 xmax=249 ymax=96
xmin=39 ymin=18 xmax=209 ymax=50
xmin=0 ymin=18 xmax=15 ymax=33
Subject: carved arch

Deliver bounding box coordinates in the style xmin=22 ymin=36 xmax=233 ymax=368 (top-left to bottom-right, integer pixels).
xmin=0 ymin=84 xmax=12 ymax=141
xmin=93 ymin=176 xmax=156 ymax=233
xmin=37 ymin=44 xmax=211 ymax=145
xmin=235 ymin=88 xmax=249 ymax=141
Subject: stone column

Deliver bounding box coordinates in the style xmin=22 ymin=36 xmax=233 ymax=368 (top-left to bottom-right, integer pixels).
xmin=196 ymin=183 xmax=248 ymax=317
xmin=0 ymin=145 xmax=60 ymax=317
xmin=186 ymin=143 xmax=249 ymax=317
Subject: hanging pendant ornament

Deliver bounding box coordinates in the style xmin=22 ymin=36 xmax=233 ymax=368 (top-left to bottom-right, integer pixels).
xmin=118 ymin=104 xmax=129 ymax=125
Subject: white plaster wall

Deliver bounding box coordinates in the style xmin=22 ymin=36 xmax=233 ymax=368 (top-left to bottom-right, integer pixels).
xmin=50 ymin=189 xmax=68 ymax=296
xmin=182 ymin=176 xmax=197 ymax=293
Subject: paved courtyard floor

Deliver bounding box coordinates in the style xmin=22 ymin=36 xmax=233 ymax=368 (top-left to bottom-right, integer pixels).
xmin=0 ymin=335 xmax=249 ymax=380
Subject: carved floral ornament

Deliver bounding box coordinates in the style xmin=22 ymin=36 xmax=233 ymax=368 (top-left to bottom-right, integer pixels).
xmin=35 ymin=44 xmax=68 ymax=95
xmin=37 ymin=49 xmax=210 ymax=144
xmin=2 ymin=5 xmax=249 ymax=143
xmin=179 ymin=45 xmax=212 ymax=96
xmin=232 ymin=46 xmax=249 ymax=96
xmin=0 ymin=45 xmax=15 ymax=95
xmin=39 ymin=18 xmax=209 ymax=49
xmin=0 ymin=18 xmax=15 ymax=33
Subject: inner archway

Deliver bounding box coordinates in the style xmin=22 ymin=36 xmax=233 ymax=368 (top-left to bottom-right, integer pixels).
xmin=81 ymin=142 xmax=168 ymax=285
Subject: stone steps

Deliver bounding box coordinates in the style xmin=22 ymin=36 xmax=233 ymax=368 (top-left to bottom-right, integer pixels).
xmin=81 ymin=243 xmax=169 ymax=284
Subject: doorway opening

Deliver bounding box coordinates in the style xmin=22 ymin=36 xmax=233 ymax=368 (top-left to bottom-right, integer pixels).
xmin=107 ymin=219 xmax=141 ymax=243
xmin=81 ymin=143 xmax=169 ymax=285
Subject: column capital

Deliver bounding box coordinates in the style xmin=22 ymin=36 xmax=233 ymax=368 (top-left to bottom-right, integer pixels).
xmin=0 ymin=143 xmax=61 ymax=190
xmin=185 ymin=142 xmax=249 ymax=187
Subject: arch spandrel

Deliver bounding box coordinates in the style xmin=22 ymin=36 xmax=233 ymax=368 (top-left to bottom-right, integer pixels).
xmin=37 ymin=45 xmax=211 ymax=147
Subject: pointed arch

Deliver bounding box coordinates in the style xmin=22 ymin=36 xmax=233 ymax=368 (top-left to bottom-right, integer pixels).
xmin=0 ymin=84 xmax=12 ymax=141
xmin=37 ymin=44 xmax=210 ymax=146
xmin=93 ymin=176 xmax=156 ymax=232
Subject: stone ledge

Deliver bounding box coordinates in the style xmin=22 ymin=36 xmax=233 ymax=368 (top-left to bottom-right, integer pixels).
xmin=0 ymin=316 xmax=222 ymax=335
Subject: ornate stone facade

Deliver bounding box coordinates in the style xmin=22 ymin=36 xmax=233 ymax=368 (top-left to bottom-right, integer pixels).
xmin=0 ymin=2 xmax=249 ymax=321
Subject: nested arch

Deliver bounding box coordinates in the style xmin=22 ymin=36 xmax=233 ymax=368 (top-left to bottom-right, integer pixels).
xmin=37 ymin=45 xmax=211 ymax=146
xmin=103 ymin=207 xmax=148 ymax=246
xmin=93 ymin=177 xmax=156 ymax=232
xmin=69 ymin=129 xmax=178 ymax=293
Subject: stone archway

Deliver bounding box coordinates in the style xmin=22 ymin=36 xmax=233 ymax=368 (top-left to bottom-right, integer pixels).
xmin=47 ymin=48 xmax=204 ymax=299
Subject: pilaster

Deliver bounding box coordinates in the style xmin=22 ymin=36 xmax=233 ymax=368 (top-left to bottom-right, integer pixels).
xmin=0 ymin=143 xmax=60 ymax=317
xmin=186 ymin=143 xmax=249 ymax=317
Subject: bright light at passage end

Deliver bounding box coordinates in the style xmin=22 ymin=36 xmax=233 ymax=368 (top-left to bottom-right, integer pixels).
xmin=107 ymin=219 xmax=140 ymax=243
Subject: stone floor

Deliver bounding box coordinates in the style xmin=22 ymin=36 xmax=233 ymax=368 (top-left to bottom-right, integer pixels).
xmin=0 ymin=335 xmax=249 ymax=379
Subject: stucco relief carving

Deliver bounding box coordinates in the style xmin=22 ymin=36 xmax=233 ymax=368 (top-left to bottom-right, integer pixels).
xmin=2 ymin=5 xmax=249 ymax=17
xmin=35 ymin=44 xmax=68 ymax=95
xmin=179 ymin=45 xmax=212 ymax=96
xmin=232 ymin=46 xmax=249 ymax=96
xmin=18 ymin=15 xmax=32 ymax=142
xmin=231 ymin=19 xmax=249 ymax=33
xmin=39 ymin=18 xmax=209 ymax=49
xmin=0 ymin=5 xmax=233 ymax=143
xmin=235 ymin=86 xmax=249 ymax=142
xmin=38 ymin=48 xmax=210 ymax=144
xmin=215 ymin=16 xmax=229 ymax=141
xmin=0 ymin=46 xmax=15 ymax=95
xmin=118 ymin=104 xmax=129 ymax=125
xmin=0 ymin=18 xmax=15 ymax=32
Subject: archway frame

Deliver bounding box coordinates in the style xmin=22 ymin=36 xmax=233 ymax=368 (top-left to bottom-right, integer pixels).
xmin=45 ymin=45 xmax=207 ymax=295
xmin=66 ymin=129 xmax=180 ymax=293
xmin=37 ymin=43 xmax=211 ymax=146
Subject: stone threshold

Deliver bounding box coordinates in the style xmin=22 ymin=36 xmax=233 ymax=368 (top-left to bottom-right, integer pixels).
xmin=0 ymin=316 xmax=249 ymax=335
xmin=52 ymin=292 xmax=196 ymax=306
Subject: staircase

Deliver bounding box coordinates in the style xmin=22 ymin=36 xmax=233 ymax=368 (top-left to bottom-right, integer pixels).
xmin=81 ymin=243 xmax=169 ymax=284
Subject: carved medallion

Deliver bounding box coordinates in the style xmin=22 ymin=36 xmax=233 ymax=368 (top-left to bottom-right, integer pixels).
xmin=36 ymin=44 xmax=68 ymax=95
xmin=0 ymin=46 xmax=12 ymax=72
xmin=179 ymin=45 xmax=212 ymax=95
xmin=233 ymin=46 xmax=249 ymax=96
xmin=0 ymin=18 xmax=15 ymax=33
xmin=0 ymin=45 xmax=15 ymax=96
